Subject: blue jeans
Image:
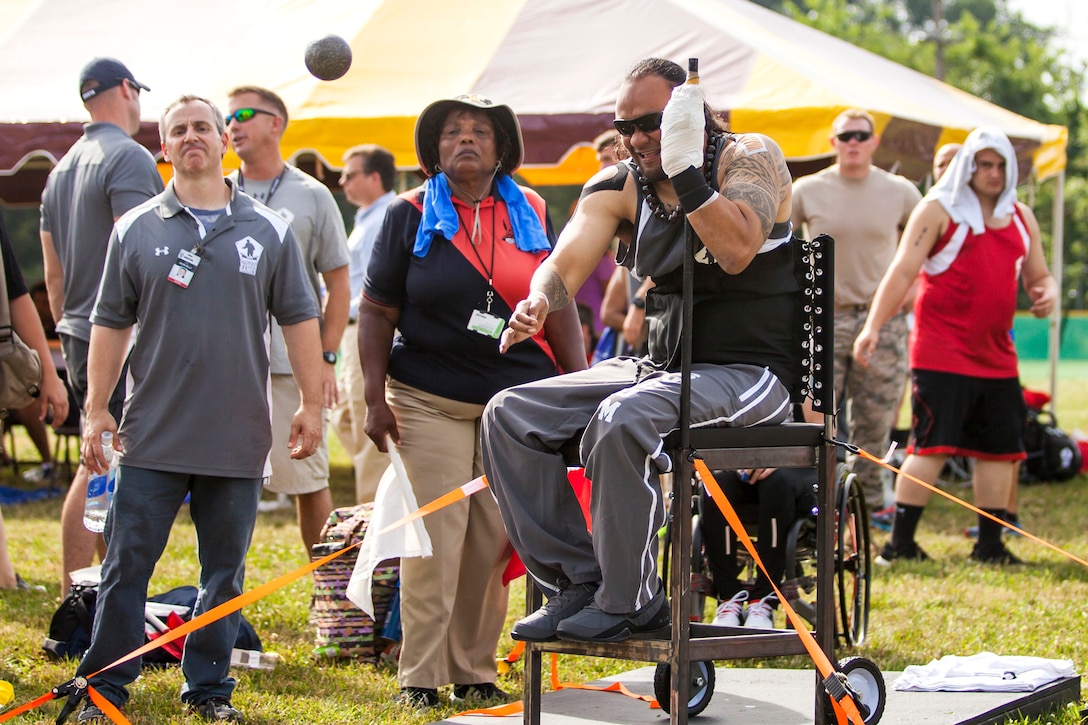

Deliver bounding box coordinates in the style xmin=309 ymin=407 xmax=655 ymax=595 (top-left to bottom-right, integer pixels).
xmin=75 ymin=466 xmax=263 ymax=707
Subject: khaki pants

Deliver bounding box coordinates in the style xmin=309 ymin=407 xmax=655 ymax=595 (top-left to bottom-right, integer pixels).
xmin=330 ymin=322 xmax=389 ymax=503
xmin=388 ymin=379 xmax=511 ymax=689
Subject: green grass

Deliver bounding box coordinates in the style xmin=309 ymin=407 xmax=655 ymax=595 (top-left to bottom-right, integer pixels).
xmin=4 ymin=372 xmax=1088 ymax=724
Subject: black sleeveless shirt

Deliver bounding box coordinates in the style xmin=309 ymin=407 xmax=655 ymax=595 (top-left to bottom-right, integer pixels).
xmin=616 ymin=134 xmax=802 ymax=392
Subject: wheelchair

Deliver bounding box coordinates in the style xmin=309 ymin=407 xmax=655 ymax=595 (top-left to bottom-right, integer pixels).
xmin=666 ymin=463 xmax=872 ymax=647
xmin=521 ymin=235 xmax=887 ymax=724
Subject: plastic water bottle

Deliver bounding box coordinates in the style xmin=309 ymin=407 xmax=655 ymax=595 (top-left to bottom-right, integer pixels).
xmin=230 ymin=648 xmax=280 ymax=670
xmin=83 ymin=432 xmax=116 ymax=533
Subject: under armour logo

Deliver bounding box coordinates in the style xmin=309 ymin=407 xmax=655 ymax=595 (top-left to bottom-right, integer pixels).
xmin=597 ymin=399 xmax=621 ymax=423
xmin=155 ymin=246 xmax=170 ymax=256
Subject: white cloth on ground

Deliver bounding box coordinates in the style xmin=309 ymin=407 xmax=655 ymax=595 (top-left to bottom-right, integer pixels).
xmin=892 ymin=652 xmax=1076 ymax=692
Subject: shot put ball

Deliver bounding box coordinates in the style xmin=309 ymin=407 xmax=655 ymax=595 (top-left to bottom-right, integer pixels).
xmin=305 ymin=35 xmax=352 ymax=81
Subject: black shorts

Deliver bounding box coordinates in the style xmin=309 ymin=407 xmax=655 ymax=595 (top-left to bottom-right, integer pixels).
xmin=59 ymin=333 xmax=128 ymax=424
xmin=908 ymin=369 xmax=1026 ymax=460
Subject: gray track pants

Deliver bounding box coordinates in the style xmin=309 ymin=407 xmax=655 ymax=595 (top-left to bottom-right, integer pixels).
xmin=481 ymin=357 xmax=792 ymax=615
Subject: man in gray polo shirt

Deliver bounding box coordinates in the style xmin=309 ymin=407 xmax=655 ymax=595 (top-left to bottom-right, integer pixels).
xmin=71 ymin=95 xmax=322 ymax=724
xmin=39 ymin=57 xmax=164 ymax=593
xmin=226 ymin=85 xmax=349 ymax=556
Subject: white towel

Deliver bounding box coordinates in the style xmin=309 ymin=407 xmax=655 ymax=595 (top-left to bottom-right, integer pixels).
xmin=346 ymin=442 xmax=432 ymax=618
xmin=923 ymin=126 xmax=1018 ymax=235
xmin=893 ymin=652 xmax=1075 ymax=692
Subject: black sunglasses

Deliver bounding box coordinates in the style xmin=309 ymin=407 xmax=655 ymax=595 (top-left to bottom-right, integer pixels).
xmin=225 ymin=108 xmax=278 ymax=125
xmin=835 ymin=130 xmax=873 ymax=143
xmin=613 ymin=112 xmax=663 ymax=137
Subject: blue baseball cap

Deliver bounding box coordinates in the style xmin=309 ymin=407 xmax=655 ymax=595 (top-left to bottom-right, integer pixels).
xmin=79 ymin=58 xmax=149 ymax=101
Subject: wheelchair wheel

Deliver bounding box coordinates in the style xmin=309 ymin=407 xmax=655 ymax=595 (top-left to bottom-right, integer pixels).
xmin=781 ymin=516 xmax=818 ymax=628
xmin=654 ymin=660 xmax=715 ymax=717
xmin=823 ymin=656 xmax=886 ymax=724
xmin=835 ymin=472 xmax=871 ymax=647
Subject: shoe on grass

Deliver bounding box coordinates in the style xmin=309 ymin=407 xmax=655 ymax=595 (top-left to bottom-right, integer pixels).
xmin=711 ymin=590 xmax=748 ymax=627
xmin=77 ymin=702 xmax=108 ymax=723
xmin=875 ymin=541 xmax=930 ymax=566
xmin=969 ymin=543 xmax=1023 ymax=565
xmin=556 ymin=587 xmax=670 ymax=642
xmin=394 ymin=687 xmax=439 ymax=709
xmin=450 ymin=682 xmax=511 ymax=703
xmin=511 ymin=581 xmax=598 ymax=642
xmin=744 ymin=593 xmax=778 ymax=629
xmin=189 ymin=697 xmax=243 ymax=722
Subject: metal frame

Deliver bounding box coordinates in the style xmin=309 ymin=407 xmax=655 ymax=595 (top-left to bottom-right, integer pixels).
xmin=522 ymin=234 xmax=836 ymax=725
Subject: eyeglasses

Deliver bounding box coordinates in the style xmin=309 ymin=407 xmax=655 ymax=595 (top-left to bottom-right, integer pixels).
xmin=835 ymin=130 xmax=873 ymax=143
xmin=224 ymin=108 xmax=278 ymax=125
xmin=340 ymin=170 xmax=360 ymax=183
xmin=613 ymin=112 xmax=663 ymax=137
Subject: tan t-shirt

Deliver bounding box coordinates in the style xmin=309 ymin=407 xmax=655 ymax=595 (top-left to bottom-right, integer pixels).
xmin=792 ymin=165 xmax=922 ymax=308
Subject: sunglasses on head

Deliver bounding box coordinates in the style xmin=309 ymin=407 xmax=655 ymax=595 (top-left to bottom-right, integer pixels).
xmin=613 ymin=112 xmax=663 ymax=137
xmin=225 ymin=108 xmax=278 ymax=125
xmin=835 ymin=130 xmax=873 ymax=143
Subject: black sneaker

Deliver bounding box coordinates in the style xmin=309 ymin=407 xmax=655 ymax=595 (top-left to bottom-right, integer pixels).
xmin=450 ymin=683 xmax=512 ymax=703
xmin=969 ymin=543 xmax=1023 ymax=565
xmin=394 ymin=687 xmax=439 ymax=710
xmin=76 ymin=702 xmax=108 ymax=723
xmin=511 ymin=581 xmax=599 ymax=642
xmin=875 ymin=541 xmax=930 ymax=566
xmin=189 ymin=697 xmax=244 ymax=722
xmin=556 ymin=587 xmax=671 ymax=642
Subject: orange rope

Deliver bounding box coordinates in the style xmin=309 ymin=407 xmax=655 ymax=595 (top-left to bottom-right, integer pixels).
xmin=694 ymin=459 xmax=864 ymax=725
xmin=856 ymin=448 xmax=1088 ymax=568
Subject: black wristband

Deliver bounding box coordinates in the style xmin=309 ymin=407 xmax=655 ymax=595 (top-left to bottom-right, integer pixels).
xmin=670 ymin=165 xmax=714 ymax=213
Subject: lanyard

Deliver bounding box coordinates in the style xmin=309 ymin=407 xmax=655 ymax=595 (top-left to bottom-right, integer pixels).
xmin=456 ymin=203 xmax=498 ymax=313
xmin=237 ymin=166 xmax=287 ymax=206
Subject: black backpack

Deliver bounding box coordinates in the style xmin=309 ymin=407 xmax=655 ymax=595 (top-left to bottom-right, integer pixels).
xmin=1022 ymin=408 xmax=1083 ymax=483
xmin=43 ymin=584 xmax=262 ymax=663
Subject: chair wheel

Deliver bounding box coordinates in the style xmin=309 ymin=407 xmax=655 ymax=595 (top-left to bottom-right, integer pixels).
xmin=824 ymin=656 xmax=886 ymax=724
xmin=654 ymin=660 xmax=715 ymax=717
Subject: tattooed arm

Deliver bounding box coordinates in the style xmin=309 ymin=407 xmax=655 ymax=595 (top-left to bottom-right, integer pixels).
xmin=853 ymin=199 xmax=947 ymax=367
xmin=684 ymin=133 xmax=793 ymax=274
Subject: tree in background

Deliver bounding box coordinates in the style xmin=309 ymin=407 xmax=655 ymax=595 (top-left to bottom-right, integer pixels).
xmin=758 ymin=0 xmax=1087 ymax=309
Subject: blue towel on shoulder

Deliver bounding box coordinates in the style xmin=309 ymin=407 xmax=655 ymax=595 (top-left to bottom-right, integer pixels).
xmin=413 ymin=173 xmax=551 ymax=257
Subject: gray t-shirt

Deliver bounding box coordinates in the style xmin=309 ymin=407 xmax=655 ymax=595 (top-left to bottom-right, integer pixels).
xmin=40 ymin=122 xmax=164 ymax=341
xmin=90 ymin=180 xmax=319 ymax=478
xmin=228 ymin=164 xmax=348 ymax=373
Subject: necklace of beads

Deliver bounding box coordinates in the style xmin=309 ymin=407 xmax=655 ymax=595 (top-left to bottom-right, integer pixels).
xmin=638 ymin=134 xmax=721 ymax=224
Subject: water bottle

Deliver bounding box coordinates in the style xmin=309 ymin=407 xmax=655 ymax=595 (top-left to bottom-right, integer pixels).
xmin=83 ymin=432 xmax=116 ymax=533
xmin=230 ymin=648 xmax=280 ymax=670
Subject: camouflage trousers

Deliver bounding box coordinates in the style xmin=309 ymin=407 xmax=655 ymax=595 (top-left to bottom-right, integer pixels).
xmin=833 ymin=307 xmax=909 ymax=510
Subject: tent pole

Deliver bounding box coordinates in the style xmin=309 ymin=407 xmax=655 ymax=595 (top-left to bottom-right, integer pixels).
xmin=1048 ymin=169 xmax=1065 ymax=412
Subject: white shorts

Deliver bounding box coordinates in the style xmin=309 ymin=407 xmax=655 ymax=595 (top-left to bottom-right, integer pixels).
xmin=265 ymin=373 xmax=330 ymax=495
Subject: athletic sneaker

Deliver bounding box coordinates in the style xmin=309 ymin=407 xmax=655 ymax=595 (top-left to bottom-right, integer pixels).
xmin=875 ymin=541 xmax=930 ymax=566
xmin=394 ymin=687 xmax=440 ymax=710
xmin=969 ymin=543 xmax=1023 ymax=565
xmin=450 ymin=683 xmax=511 ymax=703
xmin=744 ymin=594 xmax=778 ymax=629
xmin=511 ymin=581 xmax=598 ymax=642
xmin=189 ymin=697 xmax=243 ymax=722
xmin=711 ymin=590 xmax=749 ymax=627
xmin=76 ymin=702 xmax=108 ymax=723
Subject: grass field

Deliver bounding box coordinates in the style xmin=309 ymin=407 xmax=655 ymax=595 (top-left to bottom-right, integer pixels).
xmin=2 ymin=359 xmax=1087 ymax=723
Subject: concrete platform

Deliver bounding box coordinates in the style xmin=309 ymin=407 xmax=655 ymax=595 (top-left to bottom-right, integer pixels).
xmin=436 ymin=667 xmax=1081 ymax=724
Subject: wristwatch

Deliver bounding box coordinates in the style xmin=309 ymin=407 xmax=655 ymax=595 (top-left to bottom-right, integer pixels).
xmin=631 ymin=296 xmax=646 ymax=310
xmin=322 ymin=351 xmax=337 ymax=365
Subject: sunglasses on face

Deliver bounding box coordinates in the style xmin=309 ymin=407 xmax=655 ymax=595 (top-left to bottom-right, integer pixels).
xmin=613 ymin=112 xmax=663 ymax=137
xmin=224 ymin=108 xmax=278 ymax=125
xmin=835 ymin=130 xmax=873 ymax=143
